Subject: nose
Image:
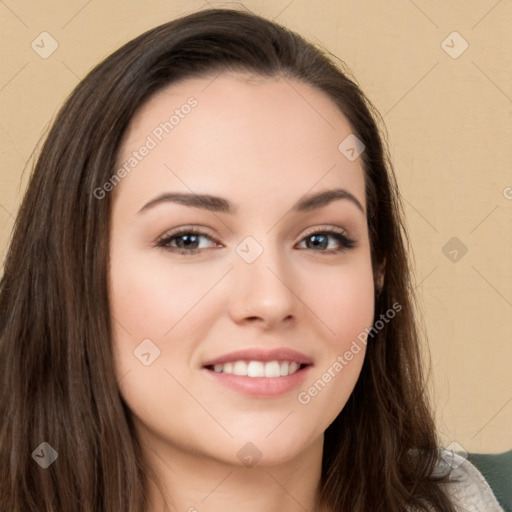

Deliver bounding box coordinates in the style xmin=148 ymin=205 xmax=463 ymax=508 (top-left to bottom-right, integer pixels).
xmin=228 ymin=241 xmax=299 ymax=330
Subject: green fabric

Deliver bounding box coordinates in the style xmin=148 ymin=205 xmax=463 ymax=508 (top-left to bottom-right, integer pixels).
xmin=469 ymin=450 xmax=512 ymax=512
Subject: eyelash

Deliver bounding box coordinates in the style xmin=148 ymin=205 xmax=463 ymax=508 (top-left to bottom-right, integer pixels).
xmin=155 ymin=227 xmax=356 ymax=256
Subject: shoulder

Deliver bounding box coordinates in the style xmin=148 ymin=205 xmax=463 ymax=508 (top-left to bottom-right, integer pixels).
xmin=433 ymin=450 xmax=504 ymax=511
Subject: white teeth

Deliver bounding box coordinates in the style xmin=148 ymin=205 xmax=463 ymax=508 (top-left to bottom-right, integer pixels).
xmin=211 ymin=360 xmax=303 ymax=377
xmin=233 ymin=361 xmax=247 ymax=376
xmin=264 ymin=361 xmax=281 ymax=378
xmin=247 ymin=361 xmax=265 ymax=377
xmin=289 ymin=362 xmax=299 ymax=374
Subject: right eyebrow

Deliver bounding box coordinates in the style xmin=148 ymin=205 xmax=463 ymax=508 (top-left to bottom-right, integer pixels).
xmin=138 ymin=192 xmax=233 ymax=214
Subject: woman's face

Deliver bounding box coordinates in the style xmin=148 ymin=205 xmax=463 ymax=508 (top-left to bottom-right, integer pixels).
xmin=109 ymin=72 xmax=375 ymax=467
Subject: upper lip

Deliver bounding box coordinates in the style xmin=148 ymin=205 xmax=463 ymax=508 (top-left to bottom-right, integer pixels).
xmin=202 ymin=348 xmax=313 ymax=367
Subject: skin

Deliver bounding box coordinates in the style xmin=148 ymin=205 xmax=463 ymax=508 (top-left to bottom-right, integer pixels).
xmin=109 ymin=72 xmax=376 ymax=512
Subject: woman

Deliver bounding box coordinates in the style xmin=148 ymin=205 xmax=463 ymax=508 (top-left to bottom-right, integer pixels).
xmin=0 ymin=8 xmax=503 ymax=512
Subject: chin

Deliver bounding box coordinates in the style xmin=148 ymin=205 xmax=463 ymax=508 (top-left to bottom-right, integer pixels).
xmin=225 ymin=430 xmax=322 ymax=468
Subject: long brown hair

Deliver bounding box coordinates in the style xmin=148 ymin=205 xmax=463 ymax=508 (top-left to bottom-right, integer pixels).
xmin=0 ymin=7 xmax=455 ymax=511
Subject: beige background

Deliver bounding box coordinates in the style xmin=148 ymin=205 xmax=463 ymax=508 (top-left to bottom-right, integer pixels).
xmin=1 ymin=0 xmax=510 ymax=453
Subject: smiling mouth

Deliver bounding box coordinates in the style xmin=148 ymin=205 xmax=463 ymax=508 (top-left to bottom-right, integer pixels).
xmin=204 ymin=360 xmax=309 ymax=378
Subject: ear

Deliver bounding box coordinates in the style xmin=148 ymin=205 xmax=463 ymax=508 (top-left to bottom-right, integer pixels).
xmin=375 ymin=259 xmax=386 ymax=295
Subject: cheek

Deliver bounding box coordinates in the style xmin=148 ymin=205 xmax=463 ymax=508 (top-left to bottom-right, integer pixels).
xmin=108 ymin=241 xmax=232 ymax=392
xmin=302 ymin=254 xmax=375 ymax=345
xmin=293 ymin=255 xmax=374 ymax=425
xmin=109 ymin=245 xmax=216 ymax=340
xmin=108 ymin=250 xmax=207 ymax=432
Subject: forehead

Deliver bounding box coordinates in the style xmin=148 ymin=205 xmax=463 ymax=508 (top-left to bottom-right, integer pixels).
xmin=114 ymin=72 xmax=366 ymax=214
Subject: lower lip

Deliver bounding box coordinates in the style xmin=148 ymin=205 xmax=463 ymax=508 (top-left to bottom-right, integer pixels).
xmin=202 ymin=366 xmax=312 ymax=397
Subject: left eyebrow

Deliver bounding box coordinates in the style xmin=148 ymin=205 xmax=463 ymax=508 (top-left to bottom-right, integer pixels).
xmin=292 ymin=188 xmax=365 ymax=214
xmin=137 ymin=187 xmax=365 ymax=215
